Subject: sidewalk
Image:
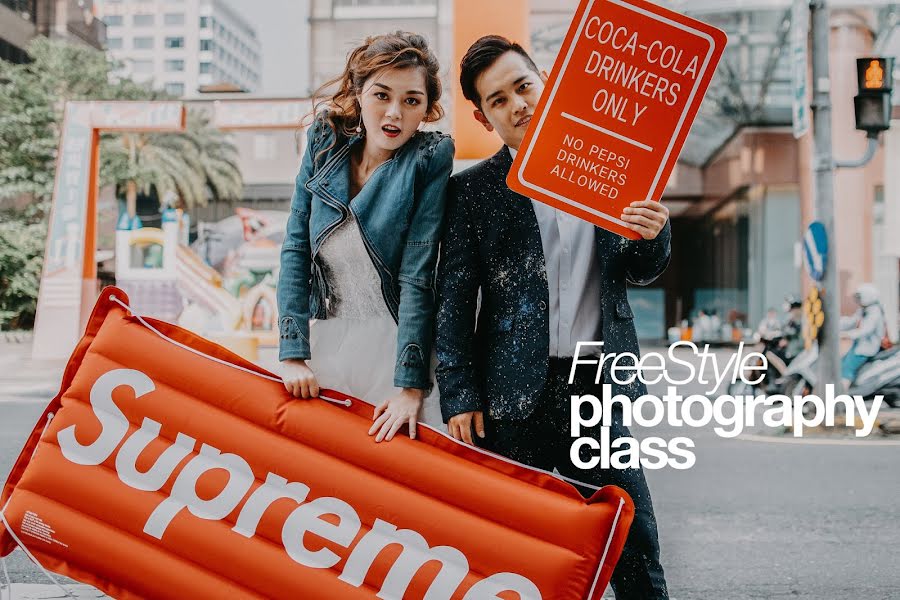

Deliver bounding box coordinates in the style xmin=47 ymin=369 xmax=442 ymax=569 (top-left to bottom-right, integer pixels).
xmin=0 ymin=584 xmax=109 ymax=600
xmin=0 ymin=339 xmax=65 ymax=403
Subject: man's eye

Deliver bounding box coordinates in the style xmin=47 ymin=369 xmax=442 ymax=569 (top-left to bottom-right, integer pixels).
xmin=519 ymin=82 xmax=531 ymax=92
xmin=493 ymin=98 xmax=505 ymax=107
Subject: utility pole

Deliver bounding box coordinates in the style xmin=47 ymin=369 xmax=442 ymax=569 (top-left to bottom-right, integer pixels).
xmin=809 ymin=0 xmax=843 ymax=394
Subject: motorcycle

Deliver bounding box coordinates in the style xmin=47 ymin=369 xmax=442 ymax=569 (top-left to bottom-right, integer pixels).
xmin=727 ymin=334 xmax=791 ymax=396
xmin=776 ymin=342 xmax=900 ymax=407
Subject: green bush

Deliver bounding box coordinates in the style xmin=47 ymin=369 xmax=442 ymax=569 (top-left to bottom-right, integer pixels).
xmin=0 ymin=218 xmax=46 ymax=330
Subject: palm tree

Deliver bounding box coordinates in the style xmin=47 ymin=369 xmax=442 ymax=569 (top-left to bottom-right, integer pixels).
xmin=101 ymin=108 xmax=242 ymax=218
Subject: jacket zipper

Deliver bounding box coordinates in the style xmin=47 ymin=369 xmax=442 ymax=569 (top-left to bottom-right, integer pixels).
xmin=312 ymin=149 xmax=394 ymax=250
xmin=351 ymin=204 xmax=399 ymax=323
xmin=311 ymin=149 xmax=397 ymax=318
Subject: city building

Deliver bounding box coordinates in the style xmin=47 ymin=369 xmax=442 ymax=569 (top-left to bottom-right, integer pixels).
xmin=1 ymin=0 xmax=105 ymax=63
xmin=97 ymin=0 xmax=261 ymax=96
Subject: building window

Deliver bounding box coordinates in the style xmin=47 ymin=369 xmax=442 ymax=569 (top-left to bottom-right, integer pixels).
xmin=133 ymin=37 xmax=154 ymax=50
xmin=104 ymin=15 xmax=123 ymax=26
xmin=200 ymin=15 xmax=210 ymax=28
xmin=131 ymin=60 xmax=153 ymax=74
xmin=164 ymin=59 xmax=185 ymax=72
xmin=199 ymin=62 xmax=212 ymax=74
xmin=164 ymin=13 xmax=185 ymax=25
xmin=165 ymin=83 xmax=185 ymax=97
xmin=200 ymin=39 xmax=214 ymax=51
xmin=106 ymin=38 xmax=123 ymax=50
xmin=133 ymin=14 xmax=154 ymax=26
xmin=165 ymin=37 xmax=184 ymax=49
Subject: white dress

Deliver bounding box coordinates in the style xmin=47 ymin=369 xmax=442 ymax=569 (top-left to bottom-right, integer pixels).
xmin=307 ymin=214 xmax=445 ymax=431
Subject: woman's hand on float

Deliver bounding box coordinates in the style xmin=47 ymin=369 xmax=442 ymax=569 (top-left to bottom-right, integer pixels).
xmin=369 ymin=388 xmax=425 ymax=442
xmin=280 ymin=359 xmax=320 ymax=399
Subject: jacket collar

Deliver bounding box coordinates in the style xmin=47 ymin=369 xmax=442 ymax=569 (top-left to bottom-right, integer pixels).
xmin=489 ymin=145 xmax=514 ymax=174
xmin=306 ymin=133 xmax=416 ymax=208
xmin=305 ymin=142 xmax=352 ymax=207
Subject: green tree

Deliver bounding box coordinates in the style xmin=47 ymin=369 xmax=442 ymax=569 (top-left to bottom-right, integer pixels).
xmin=0 ymin=219 xmax=45 ymax=329
xmin=101 ymin=109 xmax=243 ymax=217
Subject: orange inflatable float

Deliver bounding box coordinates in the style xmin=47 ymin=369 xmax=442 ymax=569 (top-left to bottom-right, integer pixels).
xmin=1 ymin=288 xmax=633 ymax=599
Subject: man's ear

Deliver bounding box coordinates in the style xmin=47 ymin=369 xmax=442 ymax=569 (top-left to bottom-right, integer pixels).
xmin=473 ymin=109 xmax=494 ymax=132
xmin=540 ymin=70 xmax=549 ymax=84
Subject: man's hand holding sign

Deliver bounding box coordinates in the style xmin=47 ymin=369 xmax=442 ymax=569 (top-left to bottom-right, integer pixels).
xmin=622 ymin=200 xmax=669 ymax=239
xmin=507 ymin=0 xmax=726 ymax=239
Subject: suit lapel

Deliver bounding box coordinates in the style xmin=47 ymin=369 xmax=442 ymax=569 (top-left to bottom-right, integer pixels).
xmin=483 ymin=147 xmax=548 ymax=292
xmin=491 ymin=147 xmax=542 ymax=241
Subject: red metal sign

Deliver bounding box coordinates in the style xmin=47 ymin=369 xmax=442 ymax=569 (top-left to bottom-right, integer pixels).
xmin=508 ymin=0 xmax=727 ymax=238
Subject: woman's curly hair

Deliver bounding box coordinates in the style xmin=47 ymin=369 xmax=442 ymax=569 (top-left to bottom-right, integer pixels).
xmin=305 ymin=31 xmax=444 ymax=164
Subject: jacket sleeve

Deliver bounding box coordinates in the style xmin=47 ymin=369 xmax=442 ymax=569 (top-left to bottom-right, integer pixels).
xmin=435 ymin=174 xmax=484 ymax=422
xmin=840 ymin=312 xmax=859 ymax=332
xmin=276 ymin=123 xmax=318 ymax=362
xmin=624 ymin=218 xmax=672 ymax=286
xmin=842 ymin=307 xmax=883 ymax=340
xmin=393 ymin=135 xmax=455 ymax=389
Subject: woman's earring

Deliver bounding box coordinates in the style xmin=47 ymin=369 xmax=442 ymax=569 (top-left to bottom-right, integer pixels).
xmin=355 ymin=114 xmax=363 ymax=134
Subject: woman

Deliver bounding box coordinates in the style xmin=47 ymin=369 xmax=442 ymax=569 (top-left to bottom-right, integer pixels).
xmin=277 ymin=32 xmax=454 ymax=443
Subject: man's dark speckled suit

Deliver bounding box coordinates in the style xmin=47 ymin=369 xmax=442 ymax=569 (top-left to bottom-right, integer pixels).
xmin=435 ymin=146 xmax=671 ymax=422
xmin=435 ymin=145 xmax=671 ymax=600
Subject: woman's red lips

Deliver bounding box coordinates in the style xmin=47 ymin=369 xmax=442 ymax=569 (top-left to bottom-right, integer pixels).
xmin=382 ymin=125 xmax=401 ymax=138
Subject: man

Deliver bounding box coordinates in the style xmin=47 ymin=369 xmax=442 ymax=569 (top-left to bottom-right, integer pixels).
xmin=780 ymin=298 xmax=804 ymax=363
xmin=840 ymin=283 xmax=888 ymax=388
xmin=435 ymin=36 xmax=670 ymax=599
xmin=757 ymin=307 xmax=782 ymax=343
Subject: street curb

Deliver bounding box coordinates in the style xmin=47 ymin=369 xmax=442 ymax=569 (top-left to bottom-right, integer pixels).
xmin=0 ymin=331 xmax=33 ymax=344
xmin=737 ymin=432 xmax=900 ymax=445
xmin=0 ymin=386 xmax=58 ymax=398
xmin=0 ymin=584 xmax=108 ymax=599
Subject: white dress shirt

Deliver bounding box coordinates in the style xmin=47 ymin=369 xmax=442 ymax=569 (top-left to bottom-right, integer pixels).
xmin=509 ymin=147 xmax=602 ymax=357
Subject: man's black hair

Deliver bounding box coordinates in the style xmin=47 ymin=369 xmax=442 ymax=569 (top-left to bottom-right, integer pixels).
xmin=459 ymin=35 xmax=540 ymax=108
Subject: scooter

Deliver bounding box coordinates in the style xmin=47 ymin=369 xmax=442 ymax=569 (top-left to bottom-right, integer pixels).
xmin=727 ymin=334 xmax=790 ymax=396
xmin=777 ymin=342 xmax=900 ymax=407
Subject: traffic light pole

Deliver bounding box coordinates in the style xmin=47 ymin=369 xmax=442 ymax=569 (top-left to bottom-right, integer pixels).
xmin=810 ymin=0 xmax=844 ymax=394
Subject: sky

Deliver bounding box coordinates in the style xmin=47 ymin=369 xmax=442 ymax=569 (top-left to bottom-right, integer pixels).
xmin=223 ymin=0 xmax=310 ymax=96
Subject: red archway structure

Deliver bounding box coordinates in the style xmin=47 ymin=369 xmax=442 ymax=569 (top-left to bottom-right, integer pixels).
xmin=32 ymin=99 xmax=312 ymax=360
xmin=32 ymin=101 xmax=186 ymax=359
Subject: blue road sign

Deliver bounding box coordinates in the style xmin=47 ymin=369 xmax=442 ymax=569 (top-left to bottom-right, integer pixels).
xmin=803 ymin=221 xmax=828 ymax=282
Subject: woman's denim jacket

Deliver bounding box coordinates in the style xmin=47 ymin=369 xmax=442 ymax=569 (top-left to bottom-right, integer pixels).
xmin=277 ymin=116 xmax=455 ymax=389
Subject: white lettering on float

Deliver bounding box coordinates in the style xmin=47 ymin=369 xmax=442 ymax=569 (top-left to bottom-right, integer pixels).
xmin=57 ymin=369 xmax=543 ymax=600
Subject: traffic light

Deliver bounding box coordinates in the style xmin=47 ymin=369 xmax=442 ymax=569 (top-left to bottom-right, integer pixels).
xmin=854 ymin=57 xmax=893 ymax=133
